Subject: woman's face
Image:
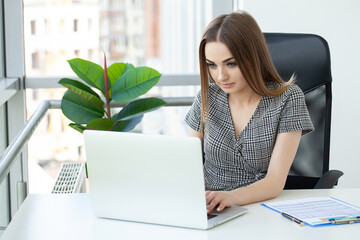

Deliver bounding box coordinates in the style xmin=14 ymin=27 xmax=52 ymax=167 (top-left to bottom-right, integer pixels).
xmin=205 ymin=41 xmax=250 ymax=95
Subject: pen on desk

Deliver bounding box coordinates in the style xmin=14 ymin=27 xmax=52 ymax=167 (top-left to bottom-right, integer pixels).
xmin=281 ymin=212 xmax=305 ymax=226
xmin=329 ymin=216 xmax=360 ymax=224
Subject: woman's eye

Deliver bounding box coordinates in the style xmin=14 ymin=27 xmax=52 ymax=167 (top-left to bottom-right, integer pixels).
xmin=207 ymin=63 xmax=216 ymax=69
xmin=227 ymin=62 xmax=237 ymax=67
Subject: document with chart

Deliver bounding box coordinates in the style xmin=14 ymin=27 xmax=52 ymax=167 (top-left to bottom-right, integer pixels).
xmin=262 ymin=197 xmax=360 ymax=226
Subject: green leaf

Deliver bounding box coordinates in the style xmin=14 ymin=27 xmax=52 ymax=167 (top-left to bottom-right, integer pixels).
xmin=112 ymin=116 xmax=143 ymax=132
xmin=58 ymin=78 xmax=104 ymax=109
xmin=86 ymin=118 xmax=114 ymax=131
xmin=107 ymin=63 xmax=135 ymax=87
xmin=115 ymin=97 xmax=166 ymax=121
xmin=67 ymin=58 xmax=105 ymax=94
xmin=61 ymin=90 xmax=105 ymax=124
xmin=69 ymin=123 xmax=87 ymax=133
xmin=111 ymin=67 xmax=162 ymax=103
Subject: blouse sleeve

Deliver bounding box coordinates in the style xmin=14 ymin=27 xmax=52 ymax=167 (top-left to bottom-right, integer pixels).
xmin=185 ymin=90 xmax=202 ymax=132
xmin=278 ymin=85 xmax=314 ymax=135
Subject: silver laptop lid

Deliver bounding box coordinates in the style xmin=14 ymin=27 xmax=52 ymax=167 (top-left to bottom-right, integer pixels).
xmin=84 ymin=130 xmax=209 ymax=229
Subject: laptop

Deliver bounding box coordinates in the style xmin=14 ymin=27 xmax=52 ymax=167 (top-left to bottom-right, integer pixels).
xmin=84 ymin=130 xmax=248 ymax=230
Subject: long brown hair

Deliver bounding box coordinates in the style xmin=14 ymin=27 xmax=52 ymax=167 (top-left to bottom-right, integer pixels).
xmin=199 ymin=11 xmax=293 ymax=132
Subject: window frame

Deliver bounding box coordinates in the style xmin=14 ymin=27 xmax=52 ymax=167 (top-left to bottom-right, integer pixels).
xmin=1 ymin=0 xmax=28 ymax=230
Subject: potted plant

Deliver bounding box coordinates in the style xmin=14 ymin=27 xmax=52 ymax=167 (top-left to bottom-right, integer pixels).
xmin=58 ymin=53 xmax=166 ymax=133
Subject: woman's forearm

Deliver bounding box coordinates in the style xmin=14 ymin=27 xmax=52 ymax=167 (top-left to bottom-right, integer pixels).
xmin=230 ymin=175 xmax=285 ymax=206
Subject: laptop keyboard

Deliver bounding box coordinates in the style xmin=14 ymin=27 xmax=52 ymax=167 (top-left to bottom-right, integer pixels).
xmin=207 ymin=214 xmax=218 ymax=220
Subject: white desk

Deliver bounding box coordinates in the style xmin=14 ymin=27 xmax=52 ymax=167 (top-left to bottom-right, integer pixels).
xmin=1 ymin=189 xmax=360 ymax=240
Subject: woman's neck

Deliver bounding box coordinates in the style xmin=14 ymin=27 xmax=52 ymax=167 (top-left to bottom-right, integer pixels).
xmin=228 ymin=90 xmax=262 ymax=108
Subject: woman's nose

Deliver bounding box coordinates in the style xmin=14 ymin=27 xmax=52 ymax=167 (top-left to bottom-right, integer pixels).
xmin=217 ymin=68 xmax=228 ymax=81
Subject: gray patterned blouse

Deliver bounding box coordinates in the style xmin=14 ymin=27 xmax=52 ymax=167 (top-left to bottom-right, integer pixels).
xmin=185 ymin=83 xmax=314 ymax=191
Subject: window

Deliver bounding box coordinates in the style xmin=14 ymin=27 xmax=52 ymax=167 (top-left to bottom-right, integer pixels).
xmin=45 ymin=19 xmax=52 ymax=34
xmin=73 ymin=19 xmax=79 ymax=32
xmin=112 ymin=15 xmax=125 ymax=32
xmin=23 ymin=0 xmax=234 ymax=194
xmin=74 ymin=50 xmax=80 ymax=57
xmin=113 ymin=36 xmax=125 ymax=52
xmin=133 ymin=34 xmax=143 ymax=48
xmin=24 ymin=0 xmax=219 ymax=76
xmin=112 ymin=0 xmax=124 ymax=6
xmin=30 ymin=20 xmax=36 ymax=35
xmin=31 ymin=52 xmax=39 ymax=69
xmin=45 ymin=51 xmax=56 ymax=72
xmin=59 ymin=19 xmax=65 ymax=34
xmin=88 ymin=19 xmax=93 ymax=31
xmin=88 ymin=49 xmax=94 ymax=60
xmin=1 ymin=0 xmax=29 ymax=228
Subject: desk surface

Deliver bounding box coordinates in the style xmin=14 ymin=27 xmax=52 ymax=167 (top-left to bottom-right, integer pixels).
xmin=1 ymin=189 xmax=360 ymax=240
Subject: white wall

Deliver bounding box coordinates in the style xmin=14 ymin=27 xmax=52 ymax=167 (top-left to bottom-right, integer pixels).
xmin=242 ymin=0 xmax=360 ymax=188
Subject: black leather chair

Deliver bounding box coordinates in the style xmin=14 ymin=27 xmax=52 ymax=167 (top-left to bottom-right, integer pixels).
xmin=264 ymin=33 xmax=343 ymax=189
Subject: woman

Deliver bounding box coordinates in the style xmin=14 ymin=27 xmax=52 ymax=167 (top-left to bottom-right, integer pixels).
xmin=185 ymin=11 xmax=314 ymax=213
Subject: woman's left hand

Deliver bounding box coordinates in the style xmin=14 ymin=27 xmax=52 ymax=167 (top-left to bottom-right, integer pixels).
xmin=205 ymin=191 xmax=237 ymax=213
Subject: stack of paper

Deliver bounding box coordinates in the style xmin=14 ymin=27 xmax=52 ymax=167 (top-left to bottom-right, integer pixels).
xmin=262 ymin=197 xmax=360 ymax=226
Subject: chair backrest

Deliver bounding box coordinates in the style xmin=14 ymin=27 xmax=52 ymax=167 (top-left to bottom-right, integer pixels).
xmin=264 ymin=33 xmax=332 ymax=189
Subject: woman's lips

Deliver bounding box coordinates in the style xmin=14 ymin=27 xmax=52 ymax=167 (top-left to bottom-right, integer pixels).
xmin=220 ymin=83 xmax=234 ymax=88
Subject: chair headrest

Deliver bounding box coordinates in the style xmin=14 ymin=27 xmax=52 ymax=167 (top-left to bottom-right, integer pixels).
xmin=264 ymin=33 xmax=332 ymax=93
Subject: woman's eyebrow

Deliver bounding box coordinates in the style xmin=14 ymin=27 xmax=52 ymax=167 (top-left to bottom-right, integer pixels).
xmin=223 ymin=57 xmax=234 ymax=63
xmin=205 ymin=57 xmax=234 ymax=63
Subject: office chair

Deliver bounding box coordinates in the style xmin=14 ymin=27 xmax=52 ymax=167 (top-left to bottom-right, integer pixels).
xmin=264 ymin=33 xmax=343 ymax=189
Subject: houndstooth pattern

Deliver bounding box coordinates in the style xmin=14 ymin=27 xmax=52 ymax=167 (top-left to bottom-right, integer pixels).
xmin=185 ymin=83 xmax=314 ymax=191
